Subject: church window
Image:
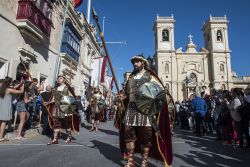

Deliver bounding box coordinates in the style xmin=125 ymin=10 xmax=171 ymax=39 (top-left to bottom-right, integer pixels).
xmin=221 ymin=84 xmax=226 ymax=90
xmin=217 ymin=30 xmax=223 ymax=42
xmin=162 ymin=29 xmax=169 ymax=41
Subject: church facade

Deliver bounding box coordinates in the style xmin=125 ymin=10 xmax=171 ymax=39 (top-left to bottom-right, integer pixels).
xmin=154 ymin=15 xmax=250 ymax=101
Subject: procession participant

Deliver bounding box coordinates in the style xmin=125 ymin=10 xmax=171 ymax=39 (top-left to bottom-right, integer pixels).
xmin=89 ymin=87 xmax=102 ymax=132
xmin=40 ymin=85 xmax=53 ymax=135
xmin=46 ymin=74 xmax=79 ymax=145
xmin=165 ymin=88 xmax=176 ymax=135
xmin=26 ymin=78 xmax=44 ymax=128
xmin=119 ymin=54 xmax=173 ymax=167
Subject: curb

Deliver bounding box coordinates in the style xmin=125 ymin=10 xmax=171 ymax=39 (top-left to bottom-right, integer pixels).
xmin=4 ymin=127 xmax=42 ymax=141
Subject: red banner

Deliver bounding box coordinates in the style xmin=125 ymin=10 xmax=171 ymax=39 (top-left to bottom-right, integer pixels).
xmin=100 ymin=56 xmax=107 ymax=83
xmin=73 ymin=0 xmax=83 ymax=8
xmin=110 ymin=77 xmax=114 ymax=90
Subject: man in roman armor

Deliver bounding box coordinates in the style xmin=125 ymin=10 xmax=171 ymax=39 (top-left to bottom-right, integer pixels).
xmin=46 ymin=74 xmax=79 ymax=145
xmin=119 ymin=55 xmax=173 ymax=167
xmin=89 ymin=87 xmax=102 ymax=132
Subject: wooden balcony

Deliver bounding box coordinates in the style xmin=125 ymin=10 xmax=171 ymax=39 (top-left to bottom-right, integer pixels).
xmin=16 ymin=0 xmax=52 ymax=41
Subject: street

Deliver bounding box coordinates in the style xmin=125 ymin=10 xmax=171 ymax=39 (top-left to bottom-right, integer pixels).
xmin=0 ymin=121 xmax=249 ymax=167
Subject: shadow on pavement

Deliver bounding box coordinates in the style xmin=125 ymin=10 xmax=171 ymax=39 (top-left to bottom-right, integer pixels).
xmin=97 ymin=128 xmax=119 ymax=136
xmin=82 ymin=125 xmax=119 ymax=136
xmin=89 ymin=140 xmax=159 ymax=167
xmin=173 ymin=128 xmax=250 ymax=167
xmin=89 ymin=140 xmax=124 ymax=166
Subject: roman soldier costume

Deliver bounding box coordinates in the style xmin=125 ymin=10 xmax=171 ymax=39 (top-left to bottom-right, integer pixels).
xmin=47 ymin=74 xmax=79 ymax=145
xmin=91 ymin=90 xmax=102 ymax=121
xmin=89 ymin=88 xmax=105 ymax=131
xmin=120 ymin=55 xmax=173 ymax=167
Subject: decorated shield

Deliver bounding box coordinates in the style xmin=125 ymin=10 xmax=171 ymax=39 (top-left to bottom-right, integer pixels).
xmin=98 ymin=98 xmax=106 ymax=110
xmin=60 ymin=96 xmax=77 ymax=114
xmin=135 ymin=81 xmax=166 ymax=115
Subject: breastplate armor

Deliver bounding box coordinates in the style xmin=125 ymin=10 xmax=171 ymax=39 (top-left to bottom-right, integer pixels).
xmin=127 ymin=71 xmax=151 ymax=102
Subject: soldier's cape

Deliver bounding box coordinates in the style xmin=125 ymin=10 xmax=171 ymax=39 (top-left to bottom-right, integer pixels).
xmin=119 ymin=68 xmax=173 ymax=167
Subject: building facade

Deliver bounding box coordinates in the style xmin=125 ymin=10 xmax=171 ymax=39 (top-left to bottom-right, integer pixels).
xmin=0 ymin=0 xmax=102 ymax=96
xmin=154 ymin=15 xmax=250 ymax=101
xmin=57 ymin=1 xmax=102 ymax=96
xmin=0 ymin=0 xmax=58 ymax=85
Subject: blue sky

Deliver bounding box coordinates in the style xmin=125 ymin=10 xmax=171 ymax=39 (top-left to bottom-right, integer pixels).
xmin=78 ymin=0 xmax=250 ymax=88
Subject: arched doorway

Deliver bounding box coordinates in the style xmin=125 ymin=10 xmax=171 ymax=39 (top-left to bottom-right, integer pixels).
xmin=221 ymin=84 xmax=226 ymax=91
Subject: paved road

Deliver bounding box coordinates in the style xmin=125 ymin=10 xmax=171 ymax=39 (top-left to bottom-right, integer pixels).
xmin=0 ymin=122 xmax=249 ymax=167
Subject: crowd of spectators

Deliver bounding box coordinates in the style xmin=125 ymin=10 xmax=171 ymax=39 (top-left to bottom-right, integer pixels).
xmin=0 ymin=76 xmax=117 ymax=142
xmin=175 ymin=86 xmax=250 ymax=148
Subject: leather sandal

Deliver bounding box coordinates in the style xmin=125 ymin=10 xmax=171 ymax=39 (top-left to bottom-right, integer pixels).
xmin=124 ymin=149 xmax=135 ymax=167
xmin=65 ymin=136 xmax=72 ymax=143
xmin=89 ymin=128 xmax=95 ymax=132
xmin=141 ymin=148 xmax=149 ymax=167
xmin=47 ymin=139 xmax=58 ymax=145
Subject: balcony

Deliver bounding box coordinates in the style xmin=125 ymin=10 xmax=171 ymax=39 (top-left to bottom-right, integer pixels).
xmin=16 ymin=0 xmax=52 ymax=41
xmin=61 ymin=42 xmax=80 ymax=63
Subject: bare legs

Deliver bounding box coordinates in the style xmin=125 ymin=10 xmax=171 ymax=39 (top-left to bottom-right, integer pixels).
xmin=65 ymin=129 xmax=72 ymax=143
xmin=95 ymin=120 xmax=99 ymax=132
xmin=89 ymin=119 xmax=99 ymax=132
xmin=89 ymin=119 xmax=95 ymax=131
xmin=17 ymin=112 xmax=27 ymax=138
xmin=47 ymin=129 xmax=59 ymax=145
xmin=0 ymin=121 xmax=7 ymax=140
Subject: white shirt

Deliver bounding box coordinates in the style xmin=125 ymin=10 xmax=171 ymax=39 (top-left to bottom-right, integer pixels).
xmin=227 ymin=97 xmax=242 ymax=122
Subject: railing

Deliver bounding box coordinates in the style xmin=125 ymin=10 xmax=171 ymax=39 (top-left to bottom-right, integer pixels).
xmin=16 ymin=0 xmax=52 ymax=37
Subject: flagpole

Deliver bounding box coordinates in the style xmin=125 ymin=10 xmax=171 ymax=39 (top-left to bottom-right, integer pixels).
xmin=52 ymin=0 xmax=70 ymax=86
xmin=86 ymin=0 xmax=91 ymax=23
xmin=92 ymin=8 xmax=121 ymax=96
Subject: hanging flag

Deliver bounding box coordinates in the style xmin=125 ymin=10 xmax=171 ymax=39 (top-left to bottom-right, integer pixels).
xmin=73 ymin=0 xmax=83 ymax=8
xmin=104 ymin=75 xmax=112 ymax=90
xmin=100 ymin=56 xmax=107 ymax=83
xmin=90 ymin=58 xmax=100 ymax=88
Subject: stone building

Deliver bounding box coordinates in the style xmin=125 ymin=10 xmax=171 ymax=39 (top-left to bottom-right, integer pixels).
xmin=154 ymin=15 xmax=250 ymax=101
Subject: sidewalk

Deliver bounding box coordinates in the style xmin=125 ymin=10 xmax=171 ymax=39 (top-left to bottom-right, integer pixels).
xmin=3 ymin=126 xmax=42 ymax=142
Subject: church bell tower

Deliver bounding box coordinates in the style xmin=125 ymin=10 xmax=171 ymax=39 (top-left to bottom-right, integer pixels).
xmin=202 ymin=15 xmax=233 ymax=90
